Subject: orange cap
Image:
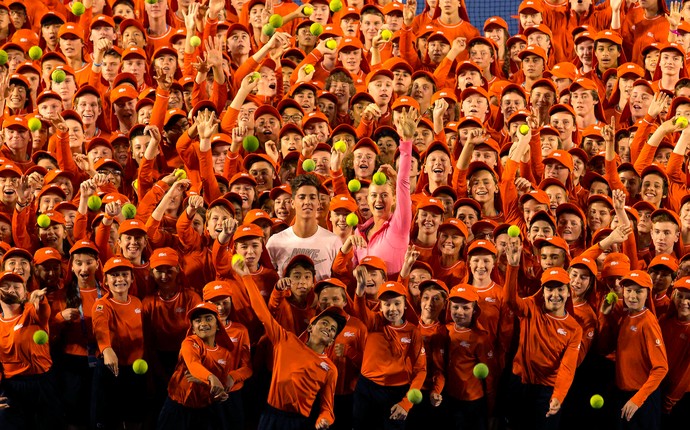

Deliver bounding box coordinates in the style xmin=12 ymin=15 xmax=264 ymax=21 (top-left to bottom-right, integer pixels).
xmin=360 ymin=256 xmax=387 ymax=272
xmin=150 ymin=247 xmax=179 ymax=268
xmin=202 ymin=280 xmax=234 ymax=301
xmin=449 ymin=283 xmax=479 ymax=302
xmin=34 ymin=247 xmax=62 ymax=265
xmin=103 ymin=256 xmax=133 ymax=273
xmin=621 ymin=270 xmax=653 ymax=289
xmin=541 ymin=267 xmax=570 ymax=285
xmin=376 ymin=281 xmax=408 ymax=299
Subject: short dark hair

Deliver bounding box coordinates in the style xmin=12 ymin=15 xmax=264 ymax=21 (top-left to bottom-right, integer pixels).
xmin=290 ymin=174 xmax=321 ymax=196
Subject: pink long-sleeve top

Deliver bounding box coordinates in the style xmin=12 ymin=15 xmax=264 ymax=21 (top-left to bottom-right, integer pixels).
xmin=353 ymin=139 xmax=412 ymax=276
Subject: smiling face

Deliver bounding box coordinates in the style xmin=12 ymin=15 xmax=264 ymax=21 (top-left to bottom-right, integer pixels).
xmin=71 ymin=252 xmax=99 ymax=285
xmin=542 ymin=282 xmax=569 ymax=314
xmin=192 ymin=311 xmax=219 ymax=343
xmin=469 ymin=251 xmax=495 ymax=284
xmin=367 ymin=182 xmax=394 ymax=221
xmin=673 ymin=289 xmax=690 ymax=321
xmin=449 ymin=298 xmax=476 ymax=328
xmin=308 ymin=315 xmax=339 ymax=346
xmin=106 ymin=268 xmax=133 ymax=296
xmin=569 ymin=266 xmax=592 ymax=299
xmin=420 ymin=287 xmax=446 ymax=322
xmin=117 ymin=233 xmax=146 ymax=261
xmin=380 ymin=294 xmax=406 ymax=325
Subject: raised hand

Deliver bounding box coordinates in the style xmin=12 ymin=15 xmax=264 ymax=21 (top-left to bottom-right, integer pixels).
xmin=505 ymin=236 xmax=522 ymax=266
xmin=667 ymin=1 xmax=682 ymax=29
xmin=394 ymin=107 xmax=420 ymax=141
xmin=647 ymin=92 xmax=671 ymax=118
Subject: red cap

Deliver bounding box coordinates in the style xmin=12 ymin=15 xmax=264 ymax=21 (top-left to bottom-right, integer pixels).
xmin=649 ymin=254 xmax=679 ymax=272
xmin=448 ymin=284 xmax=479 ymax=302
xmin=244 ymin=209 xmax=272 ymax=226
xmin=518 ymin=45 xmax=547 ymax=62
xmin=518 ymin=0 xmax=543 ymax=13
xmin=0 ymin=271 xmax=24 ymax=285
xmin=118 ymin=219 xmax=147 ymax=236
xmin=467 ymin=239 xmax=497 ymax=255
xmin=103 ymin=256 xmax=134 ymax=273
xmin=150 ymin=247 xmax=179 ymax=268
xmin=203 ymin=280 xmax=234 ymax=301
xmin=570 ymin=255 xmax=598 ymax=276
xmin=360 ymin=256 xmax=387 ymax=272
xmin=416 ymin=196 xmax=445 ymax=214
xmin=110 ymin=84 xmax=139 ymax=104
xmin=34 ymin=247 xmax=62 ymax=265
xmin=519 ymin=189 xmax=550 ymax=206
xmin=58 ymin=23 xmax=84 ymax=39
xmin=541 ymin=267 xmax=571 ymax=285
xmin=673 ymin=276 xmax=690 ymax=291
xmin=439 ymin=218 xmax=469 ymax=238
xmin=620 ymin=270 xmax=653 ymax=289
xmin=543 ymin=149 xmax=574 ymax=172
xmin=69 ymin=240 xmax=99 ymax=255
xmin=418 ymin=278 xmax=449 ymax=294
xmin=602 ymin=252 xmax=631 ymax=278
xmin=329 ymin=194 xmax=358 ymax=212
xmin=233 ymin=224 xmax=264 ymax=241
xmin=376 ymin=281 xmax=408 ymax=299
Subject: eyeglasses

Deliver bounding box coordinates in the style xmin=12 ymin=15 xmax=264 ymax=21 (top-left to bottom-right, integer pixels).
xmin=282 ymin=114 xmax=303 ymax=123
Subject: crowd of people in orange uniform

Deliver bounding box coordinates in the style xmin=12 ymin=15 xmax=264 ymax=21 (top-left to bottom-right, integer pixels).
xmin=0 ymin=0 xmax=689 ymax=429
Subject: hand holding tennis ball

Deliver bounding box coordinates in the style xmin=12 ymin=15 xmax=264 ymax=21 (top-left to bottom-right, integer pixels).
xmin=304 ymin=64 xmax=315 ymax=75
xmin=231 ymin=254 xmax=244 ymax=266
xmin=249 ymin=72 xmax=261 ymax=82
xmin=605 ymin=291 xmax=618 ymax=305
xmin=381 ymin=29 xmax=392 ymax=41
xmin=676 ymin=116 xmax=688 ymax=129
xmin=269 ymin=14 xmax=283 ymax=28
xmin=262 ymin=24 xmax=275 ymax=36
xmin=326 ymin=39 xmax=338 ymax=50
xmin=334 ymin=140 xmax=347 ymax=153
xmin=174 ymin=169 xmax=187 ymax=180
xmin=372 ymin=172 xmax=387 ymax=185
xmin=189 ymin=36 xmax=201 ymax=47
xmin=519 ymin=124 xmax=530 ymax=135
xmin=303 ymin=5 xmax=313 ymax=15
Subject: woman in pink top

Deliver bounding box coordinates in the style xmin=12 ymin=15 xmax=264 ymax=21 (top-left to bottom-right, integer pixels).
xmin=342 ymin=109 xmax=417 ymax=277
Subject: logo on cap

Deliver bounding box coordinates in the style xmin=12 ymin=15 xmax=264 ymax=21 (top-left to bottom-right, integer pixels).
xmin=456 ymin=287 xmax=466 ymax=292
xmin=549 ymin=270 xmax=558 ymax=275
xmin=157 ymin=252 xmax=167 ymax=257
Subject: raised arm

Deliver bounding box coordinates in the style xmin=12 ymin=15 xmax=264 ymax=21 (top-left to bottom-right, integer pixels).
xmin=504 ymin=235 xmax=529 ymax=316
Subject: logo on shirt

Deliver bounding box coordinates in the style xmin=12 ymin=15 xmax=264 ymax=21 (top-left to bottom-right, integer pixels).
xmin=95 ymin=305 xmax=104 ymax=312
xmin=218 ymin=359 xmax=226 ymax=365
xmin=319 ymin=361 xmax=330 ymax=371
xmin=13 ymin=323 xmax=23 ymax=331
xmin=343 ymin=331 xmax=355 ymax=338
xmin=134 ymin=308 xmax=141 ymax=314
xmin=631 ymin=325 xmax=637 ymax=332
xmin=485 ymin=297 xmax=496 ymax=303
xmin=230 ymin=337 xmax=238 ymax=343
xmin=556 ymin=328 xmax=567 ymax=336
xmin=175 ymin=307 xmax=184 ymax=313
xmin=401 ymin=337 xmax=412 ymax=344
xmin=460 ymin=341 xmax=471 ymax=349
xmin=587 ymin=330 xmax=594 ymax=339
xmin=655 ymin=339 xmax=661 ymax=346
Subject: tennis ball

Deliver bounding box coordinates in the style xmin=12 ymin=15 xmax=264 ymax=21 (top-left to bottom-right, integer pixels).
xmin=372 ymin=172 xmax=387 ymax=185
xmin=519 ymin=124 xmax=530 ymax=135
xmin=590 ymin=394 xmax=604 ymax=409
xmin=71 ymin=1 xmax=86 ymax=16
xmin=132 ymin=179 xmax=138 ymax=190
xmin=310 ymin=23 xmax=324 ymax=36
xmin=676 ymin=116 xmax=688 ymax=129
xmin=334 ymin=140 xmax=347 ymax=152
xmin=121 ymin=203 xmax=137 ymax=219
xmin=145 ymin=0 xmax=158 ymax=4
xmin=28 ymin=118 xmax=42 ymax=132
xmin=303 ymin=5 xmax=313 ymax=15
xmin=326 ymin=39 xmax=337 ymax=50
xmin=381 ymin=29 xmax=392 ymax=41
xmin=231 ymin=254 xmax=244 ymax=266
xmin=243 ymin=135 xmax=260 ymax=152
xmin=37 ymin=214 xmax=51 ymax=228
xmin=33 ymin=329 xmax=49 ymax=345
xmin=269 ymin=14 xmax=283 ymax=28
xmin=189 ymin=35 xmax=201 ymax=47
xmin=51 ymin=69 xmax=66 ymax=84
xmin=28 ymin=46 xmax=43 ymax=60
xmin=302 ymin=159 xmax=316 ymax=172
xmin=473 ymin=363 xmax=489 ymax=379
xmin=174 ymin=169 xmax=187 ymax=180
xmin=304 ymin=64 xmax=315 ymax=74
xmin=0 ymin=50 xmax=7 ymax=66
xmin=132 ymin=358 xmax=148 ymax=374
xmin=249 ymin=71 xmax=261 ymax=82
xmin=507 ymin=225 xmax=521 ymax=238
xmin=88 ymin=195 xmax=102 ymax=211
xmin=330 ymin=0 xmax=343 ymax=12
xmin=262 ymin=24 xmax=275 ymax=37
xmin=346 ymin=213 xmax=359 ymax=227
xmin=605 ymin=291 xmax=618 ymax=305
xmin=407 ymin=388 xmax=423 ymax=404
xmin=348 ymin=179 xmax=361 ymax=192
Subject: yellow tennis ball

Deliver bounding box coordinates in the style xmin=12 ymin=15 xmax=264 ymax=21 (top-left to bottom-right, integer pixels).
xmin=88 ymin=195 xmax=102 ymax=211
xmin=37 ymin=214 xmax=51 ymax=228
xmin=346 ymin=213 xmax=359 ymax=227
xmin=590 ymin=394 xmax=604 ymax=409
xmin=28 ymin=117 xmax=42 ymax=132
xmin=132 ymin=358 xmax=148 ymax=374
xmin=676 ymin=116 xmax=688 ymax=129
xmin=334 ymin=140 xmax=347 ymax=152
xmin=310 ymin=23 xmax=323 ymax=36
xmin=507 ymin=225 xmax=521 ymax=238
xmin=326 ymin=39 xmax=337 ymax=50
xmin=262 ymin=24 xmax=275 ymax=36
xmin=243 ymin=135 xmax=260 ymax=152
xmin=250 ymin=72 xmax=261 ymax=82
xmin=606 ymin=292 xmax=618 ymax=305
xmin=174 ymin=169 xmax=187 ymax=180
xmin=33 ymin=329 xmax=49 ymax=345
xmin=232 ymin=254 xmax=244 ymax=266
xmin=71 ymin=2 xmax=86 ymax=16
xmin=51 ymin=69 xmax=66 ymax=83
xmin=348 ymin=179 xmax=361 ymax=192
xmin=302 ymin=159 xmax=316 ymax=172
xmin=304 ymin=64 xmax=315 ymax=74
xmin=303 ymin=5 xmax=313 ymax=15
xmin=0 ymin=50 xmax=7 ymax=66
xmin=28 ymin=46 xmax=43 ymax=60
xmin=121 ymin=203 xmax=137 ymax=219
xmin=189 ymin=35 xmax=201 ymax=47
xmin=406 ymin=388 xmax=423 ymax=404
xmin=381 ymin=29 xmax=392 ymax=41
xmin=329 ymin=0 xmax=343 ymax=12
xmin=519 ymin=124 xmax=530 ymax=135
xmin=269 ymin=14 xmax=283 ymax=28
xmin=372 ymin=172 xmax=387 ymax=185
xmin=473 ymin=362 xmax=489 ymax=379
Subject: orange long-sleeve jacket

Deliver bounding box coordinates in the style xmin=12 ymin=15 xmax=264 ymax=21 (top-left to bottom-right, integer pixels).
xmin=92 ymin=292 xmax=145 ymax=366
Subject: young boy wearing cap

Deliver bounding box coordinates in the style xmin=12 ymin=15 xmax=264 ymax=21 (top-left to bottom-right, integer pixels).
xmin=0 ymin=271 xmax=64 ymax=429
xmin=157 ymin=302 xmax=238 ymax=429
xmin=600 ymin=270 xmax=668 ymax=429
xmin=659 ymin=276 xmax=690 ymax=426
xmin=503 ymin=236 xmax=583 ymax=430
xmin=314 ymin=277 xmax=367 ymax=430
xmin=234 ymin=257 xmax=345 ymax=430
xmin=647 ymin=254 xmax=677 ymax=317
xmin=91 ymin=256 xmax=147 ymax=429
xmin=444 ymin=283 xmax=495 ymax=430
xmin=352 ymin=267 xmax=426 ymax=429
xmin=269 ymin=254 xmax=317 ymax=335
